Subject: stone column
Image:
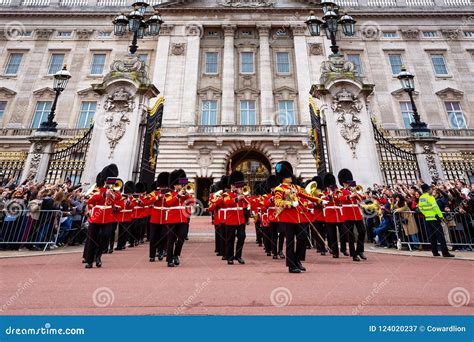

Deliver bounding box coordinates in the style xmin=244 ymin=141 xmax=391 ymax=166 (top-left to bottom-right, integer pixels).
xmin=82 ymin=55 xmax=159 ymax=185
xmin=311 ymin=54 xmax=383 ymax=186
xmin=257 ymin=24 xmax=274 ymax=125
xmin=20 ymin=131 xmax=62 ymax=183
xmin=152 ymin=24 xmax=174 ymax=92
xmin=221 ymin=24 xmax=236 ymax=125
xmin=181 ymin=24 xmax=202 ymax=126
xmin=409 ymin=136 xmax=445 ymax=184
xmin=292 ymin=24 xmax=312 ymax=126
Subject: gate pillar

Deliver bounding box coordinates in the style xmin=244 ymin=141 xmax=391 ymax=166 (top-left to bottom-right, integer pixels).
xmin=311 ymin=54 xmax=383 ymax=187
xmin=408 ymin=135 xmax=445 ymax=184
xmin=20 ymin=131 xmax=62 ymax=183
xmin=82 ymin=54 xmax=159 ymax=186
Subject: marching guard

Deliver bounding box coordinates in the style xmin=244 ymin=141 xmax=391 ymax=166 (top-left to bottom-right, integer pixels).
xmin=265 ymin=175 xmax=285 ymax=259
xmin=306 ymin=176 xmax=327 ymax=256
xmin=113 ymin=181 xmax=136 ymax=251
xmin=149 ymin=172 xmax=171 ymax=262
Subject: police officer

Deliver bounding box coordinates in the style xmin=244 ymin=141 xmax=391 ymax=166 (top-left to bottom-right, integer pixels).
xmin=418 ymin=184 xmax=455 ymax=258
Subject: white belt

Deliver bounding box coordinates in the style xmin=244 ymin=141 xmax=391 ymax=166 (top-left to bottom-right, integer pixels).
xmin=135 ymin=206 xmax=143 ymax=209
xmin=120 ymin=210 xmax=132 ymax=213
xmin=323 ymin=206 xmax=342 ymax=214
xmin=94 ymin=205 xmax=112 ymax=209
xmin=221 ymin=207 xmax=243 ymax=220
xmin=342 ymin=204 xmax=359 ymax=208
xmin=164 ymin=206 xmax=186 ymax=220
xmin=153 ymin=206 xmax=165 ymax=210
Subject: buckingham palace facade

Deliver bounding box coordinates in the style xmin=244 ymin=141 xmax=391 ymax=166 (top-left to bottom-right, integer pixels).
xmin=0 ymin=0 xmax=473 ymax=186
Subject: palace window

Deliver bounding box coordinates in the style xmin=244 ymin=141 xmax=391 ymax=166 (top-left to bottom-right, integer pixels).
xmin=430 ymin=54 xmax=448 ymax=75
xmin=204 ymin=52 xmax=218 ymax=74
xmin=388 ymin=54 xmax=403 ymax=75
xmin=383 ymin=31 xmax=398 ymax=38
xmin=0 ymin=101 xmax=6 ymax=119
xmin=464 ymin=31 xmax=474 ymax=37
xmin=445 ymin=101 xmax=467 ymax=129
xmin=240 ymin=52 xmax=254 ymax=74
xmin=278 ymin=100 xmax=296 ymax=125
xmin=77 ymin=101 xmax=96 ymax=129
xmin=240 ymin=100 xmax=256 ymax=125
xmin=423 ymin=31 xmax=438 ymax=38
xmin=57 ymin=31 xmax=72 ymax=37
xmin=346 ymin=54 xmax=362 ymax=75
xmin=98 ymin=31 xmax=112 ymax=37
xmin=201 ymin=100 xmax=218 ymax=125
xmin=399 ymin=101 xmax=414 ymax=128
xmin=276 ymin=52 xmax=290 ymax=74
xmin=4 ymin=53 xmax=23 ymax=75
xmin=48 ymin=53 xmax=65 ymax=75
xmin=90 ymin=53 xmax=106 ymax=75
xmin=31 ymin=101 xmax=52 ymax=128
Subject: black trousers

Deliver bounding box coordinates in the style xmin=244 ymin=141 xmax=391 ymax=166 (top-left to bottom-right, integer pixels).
xmin=166 ymin=223 xmax=187 ymax=263
xmin=255 ymin=221 xmax=263 ymax=244
xmin=425 ymin=220 xmax=449 ymax=255
xmin=270 ymin=222 xmax=285 ymax=256
xmin=279 ymin=222 xmax=306 ymax=269
xmin=225 ymin=224 xmax=246 ymax=261
xmin=117 ymin=220 xmax=133 ymax=249
xmin=262 ymin=225 xmax=272 ymax=254
xmin=129 ymin=218 xmax=144 ymax=246
xmin=149 ymin=223 xmax=167 ymax=258
xmin=107 ymin=223 xmax=118 ymax=251
xmin=217 ymin=224 xmax=226 ymax=256
xmin=345 ymin=220 xmax=366 ymax=254
xmin=214 ymin=224 xmax=219 ymax=253
xmin=84 ymin=222 xmax=112 ymax=264
xmin=310 ymin=220 xmax=326 ymax=252
xmin=326 ymin=222 xmax=355 ymax=257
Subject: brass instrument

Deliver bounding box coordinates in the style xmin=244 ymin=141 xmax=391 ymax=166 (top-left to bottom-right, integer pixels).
xmin=184 ymin=182 xmax=195 ymax=195
xmin=354 ymin=184 xmax=364 ymax=195
xmin=105 ymin=177 xmax=123 ymax=192
xmin=305 ymin=181 xmax=322 ymax=197
xmin=214 ymin=190 xmax=223 ymax=197
xmin=242 ymin=185 xmax=251 ymax=196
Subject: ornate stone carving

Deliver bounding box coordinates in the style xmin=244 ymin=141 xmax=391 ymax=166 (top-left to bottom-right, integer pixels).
xmin=291 ymin=24 xmax=307 ymax=36
xmin=76 ymin=29 xmax=94 ymax=40
xmin=320 ymin=54 xmax=356 ymax=85
xmin=308 ymin=43 xmax=323 ymax=56
xmin=218 ymin=0 xmax=275 ymax=7
xmin=256 ymin=24 xmax=271 ymax=36
xmin=401 ymin=29 xmax=419 ymax=40
xmin=185 ymin=24 xmax=202 ymax=37
xmin=441 ymin=29 xmax=460 ymax=40
xmin=423 ymin=144 xmax=440 ymax=182
xmin=171 ymin=43 xmax=186 ymax=55
xmin=159 ymin=24 xmax=174 ymax=36
xmin=331 ymin=88 xmax=363 ymax=158
xmin=222 ymin=24 xmax=236 ymax=36
xmin=35 ymin=29 xmax=54 ymax=40
xmin=110 ymin=56 xmax=144 ymax=73
xmin=103 ymin=55 xmax=149 ymax=85
xmin=197 ymin=148 xmax=213 ymax=168
xmin=103 ymin=88 xmax=134 ymax=158
xmin=28 ymin=143 xmax=44 ymax=179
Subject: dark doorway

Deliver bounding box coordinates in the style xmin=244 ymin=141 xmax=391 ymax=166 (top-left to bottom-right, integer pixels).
xmin=226 ymin=150 xmax=271 ymax=193
xmin=196 ymin=177 xmax=213 ymax=213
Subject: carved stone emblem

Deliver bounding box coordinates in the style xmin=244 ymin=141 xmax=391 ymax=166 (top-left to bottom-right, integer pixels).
xmin=308 ymin=43 xmax=323 ymax=56
xmin=320 ymin=54 xmax=356 ymax=85
xmin=35 ymin=29 xmax=54 ymax=40
xmin=28 ymin=143 xmax=44 ymax=179
xmin=441 ymin=29 xmax=460 ymax=40
xmin=401 ymin=29 xmax=419 ymax=40
xmin=76 ymin=29 xmax=94 ymax=40
xmin=331 ymin=88 xmax=363 ymax=158
xmin=103 ymin=88 xmax=134 ymax=158
xmin=171 ymin=43 xmax=186 ymax=56
xmin=198 ymin=148 xmax=213 ymax=168
xmin=218 ymin=0 xmax=275 ymax=7
xmin=423 ymin=144 xmax=440 ymax=182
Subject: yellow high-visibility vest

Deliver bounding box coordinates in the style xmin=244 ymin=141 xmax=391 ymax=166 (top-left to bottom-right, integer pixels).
xmin=418 ymin=193 xmax=443 ymax=221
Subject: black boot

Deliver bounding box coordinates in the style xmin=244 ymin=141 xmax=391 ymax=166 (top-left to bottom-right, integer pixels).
xmin=85 ymin=263 xmax=93 ymax=269
xmin=296 ymin=262 xmax=306 ymax=272
xmin=289 ymin=267 xmax=301 ymax=273
xmin=174 ymin=256 xmax=180 ymax=266
xmin=358 ymin=252 xmax=367 ymax=260
xmin=95 ymin=256 xmax=102 ymax=268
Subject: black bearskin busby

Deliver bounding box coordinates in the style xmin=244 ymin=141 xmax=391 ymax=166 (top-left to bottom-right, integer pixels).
xmin=338 ymin=168 xmax=354 ymax=186
xmin=135 ymin=182 xmax=146 ymax=194
xmin=169 ymin=169 xmax=187 ymax=187
xmin=221 ymin=176 xmax=230 ymax=190
xmin=157 ymin=172 xmax=170 ymax=188
xmin=275 ymin=161 xmax=293 ymax=182
xmin=210 ymin=182 xmax=221 ymax=193
xmin=323 ymin=173 xmax=337 ymax=189
xmin=266 ymin=175 xmax=279 ymax=192
xmin=101 ymin=163 xmax=119 ymax=179
xmin=312 ymin=175 xmax=324 ymax=190
xmin=123 ymin=181 xmax=135 ymax=195
xmin=95 ymin=172 xmax=105 ymax=187
xmin=229 ymin=171 xmax=245 ymax=187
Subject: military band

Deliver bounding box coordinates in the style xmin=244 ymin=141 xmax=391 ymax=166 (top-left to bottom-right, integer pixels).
xmin=83 ymin=160 xmax=370 ymax=273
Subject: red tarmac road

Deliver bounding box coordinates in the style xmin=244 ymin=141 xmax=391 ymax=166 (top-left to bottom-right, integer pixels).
xmin=1 ymin=229 xmax=473 ymax=315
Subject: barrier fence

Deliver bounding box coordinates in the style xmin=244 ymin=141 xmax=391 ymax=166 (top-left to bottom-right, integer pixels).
xmin=392 ymin=211 xmax=473 ymax=251
xmin=0 ymin=210 xmax=63 ymax=251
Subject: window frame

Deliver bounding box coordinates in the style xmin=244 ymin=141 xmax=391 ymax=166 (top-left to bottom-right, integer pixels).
xmin=430 ymin=53 xmax=449 ymax=76
xmin=239 ymin=100 xmax=257 ymax=125
xmin=47 ymin=53 xmax=65 ymax=75
xmin=0 ymin=100 xmax=7 ymax=120
xmin=382 ymin=31 xmax=399 ymax=39
xmin=346 ymin=53 xmax=363 ymax=76
xmin=200 ymin=100 xmax=218 ymax=126
xmin=90 ymin=53 xmax=107 ymax=75
xmin=388 ymin=53 xmax=403 ymax=76
xmin=31 ymin=101 xmax=53 ymax=128
xmin=399 ymin=101 xmax=415 ymax=129
xmin=77 ymin=101 xmax=97 ymax=129
xmin=277 ymin=100 xmax=296 ymax=126
xmin=275 ymin=51 xmax=291 ymax=75
xmin=445 ymin=101 xmax=467 ymax=129
xmin=240 ymin=51 xmax=255 ymax=74
xmin=204 ymin=51 xmax=219 ymax=75
xmin=4 ymin=52 xmax=23 ymax=75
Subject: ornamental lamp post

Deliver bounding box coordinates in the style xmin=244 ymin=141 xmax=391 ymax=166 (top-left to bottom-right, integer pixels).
xmin=112 ymin=2 xmax=163 ymax=55
xmin=38 ymin=65 xmax=71 ymax=132
xmin=305 ymin=1 xmax=356 ymax=55
xmin=397 ymin=66 xmax=429 ymax=132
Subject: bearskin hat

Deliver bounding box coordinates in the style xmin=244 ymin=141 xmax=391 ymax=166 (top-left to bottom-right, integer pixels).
xmin=210 ymin=182 xmax=221 ymax=193
xmin=169 ymin=169 xmax=187 ymax=187
xmin=135 ymin=182 xmax=146 ymax=193
xmin=229 ymin=171 xmax=245 ymax=187
xmin=312 ymin=175 xmax=324 ymax=190
xmin=95 ymin=172 xmax=105 ymax=187
xmin=338 ymin=168 xmax=354 ymax=186
xmin=323 ymin=173 xmax=337 ymax=189
xmin=266 ymin=175 xmax=279 ymax=191
xmin=157 ymin=172 xmax=170 ymax=188
xmin=123 ymin=181 xmax=135 ymax=195
xmin=221 ymin=176 xmax=230 ymax=190
xmin=101 ymin=164 xmax=119 ymax=179
xmin=275 ymin=161 xmax=293 ymax=182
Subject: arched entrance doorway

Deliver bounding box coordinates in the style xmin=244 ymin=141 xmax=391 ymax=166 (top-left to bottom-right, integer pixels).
xmin=226 ymin=150 xmax=271 ymax=192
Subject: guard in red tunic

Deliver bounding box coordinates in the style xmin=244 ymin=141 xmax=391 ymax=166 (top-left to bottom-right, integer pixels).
xmin=265 ymin=175 xmax=285 ymax=259
xmin=149 ymin=172 xmax=171 ymax=262
xmin=130 ymin=182 xmax=148 ymax=247
xmin=209 ymin=179 xmax=224 ymax=256
xmin=112 ymin=181 xmax=136 ymax=252
xmin=84 ymin=164 xmax=121 ymax=269
xmin=222 ymin=171 xmax=248 ymax=265
xmin=165 ymin=169 xmax=194 ymax=267
xmin=274 ymin=161 xmax=321 ymax=273
xmin=338 ymin=169 xmax=367 ymax=261
xmin=307 ymin=176 xmax=327 ymax=256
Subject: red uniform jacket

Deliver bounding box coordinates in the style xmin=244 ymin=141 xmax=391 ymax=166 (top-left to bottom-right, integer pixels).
xmin=133 ymin=194 xmax=152 ymax=219
xmin=113 ymin=195 xmax=136 ymax=223
xmin=340 ymin=188 xmax=364 ymax=221
xmin=164 ymin=191 xmax=195 ymax=224
xmin=321 ymin=191 xmax=345 ymax=223
xmin=149 ymin=189 xmax=172 ymax=225
xmin=208 ymin=192 xmax=223 ymax=225
xmin=274 ymin=183 xmax=321 ymax=224
xmin=88 ymin=188 xmax=121 ymax=224
xmin=222 ymin=191 xmax=247 ymax=226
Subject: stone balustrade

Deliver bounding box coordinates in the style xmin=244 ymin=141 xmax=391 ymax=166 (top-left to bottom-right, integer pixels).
xmin=187 ymin=125 xmax=309 ymax=135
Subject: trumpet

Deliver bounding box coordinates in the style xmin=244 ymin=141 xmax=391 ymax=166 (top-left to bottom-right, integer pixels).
xmin=184 ymin=182 xmax=195 ymax=195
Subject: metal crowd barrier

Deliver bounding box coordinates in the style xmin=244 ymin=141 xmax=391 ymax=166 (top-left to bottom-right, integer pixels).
xmin=392 ymin=211 xmax=473 ymax=251
xmin=0 ymin=210 xmax=63 ymax=251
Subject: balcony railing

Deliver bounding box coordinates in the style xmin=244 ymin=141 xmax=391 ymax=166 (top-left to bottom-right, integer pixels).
xmin=386 ymin=128 xmax=474 ymax=138
xmin=0 ymin=128 xmax=89 ymax=138
xmin=187 ymin=125 xmax=309 ymax=135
